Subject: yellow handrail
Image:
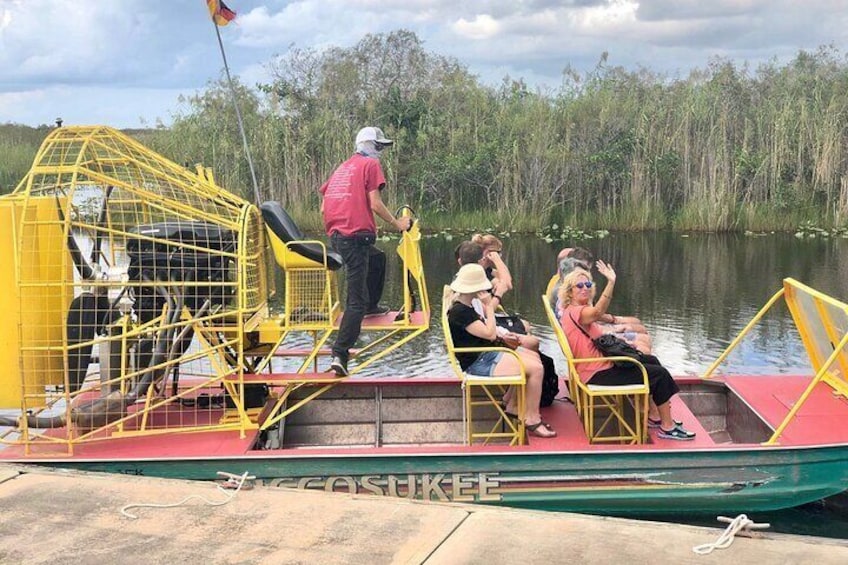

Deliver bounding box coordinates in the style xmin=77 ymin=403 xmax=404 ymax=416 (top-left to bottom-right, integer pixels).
xmin=700 ymin=287 xmax=785 ymax=380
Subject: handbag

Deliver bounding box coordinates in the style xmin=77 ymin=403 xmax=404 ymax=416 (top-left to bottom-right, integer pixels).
xmin=568 ymin=313 xmax=654 ymax=368
xmin=494 ymin=313 xmax=525 ymax=335
xmin=494 ymin=309 xmax=560 ymax=404
xmin=494 ymin=309 xmax=525 ymax=350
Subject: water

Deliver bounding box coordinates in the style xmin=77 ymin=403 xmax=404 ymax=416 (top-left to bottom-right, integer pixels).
xmin=334 ymin=230 xmax=848 ymax=538
xmin=349 ymin=231 xmax=848 ymax=379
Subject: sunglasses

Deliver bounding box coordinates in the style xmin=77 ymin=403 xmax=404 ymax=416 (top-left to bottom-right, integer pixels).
xmin=574 ymin=281 xmax=594 ymax=289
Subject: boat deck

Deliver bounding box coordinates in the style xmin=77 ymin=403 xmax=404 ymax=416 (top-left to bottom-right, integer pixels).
xmin=724 ymin=374 xmax=848 ymax=445
xmin=3 ymin=374 xmax=848 ymax=462
xmin=531 ymin=391 xmax=717 ymax=450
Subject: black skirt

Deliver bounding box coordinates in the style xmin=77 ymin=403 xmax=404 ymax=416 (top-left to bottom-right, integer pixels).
xmin=588 ymin=362 xmax=679 ymax=406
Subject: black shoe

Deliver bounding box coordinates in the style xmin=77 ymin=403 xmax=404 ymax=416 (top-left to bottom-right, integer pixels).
xmin=329 ymin=356 xmax=349 ymax=376
xmin=657 ymin=424 xmax=696 ymax=440
xmin=364 ymin=304 xmax=391 ymax=317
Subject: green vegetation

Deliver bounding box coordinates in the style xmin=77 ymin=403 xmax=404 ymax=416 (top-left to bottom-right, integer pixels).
xmin=0 ymin=123 xmax=54 ymax=193
xmin=3 ymin=32 xmax=848 ymax=233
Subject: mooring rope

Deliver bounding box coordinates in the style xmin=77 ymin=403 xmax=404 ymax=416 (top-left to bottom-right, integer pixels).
xmin=120 ymin=471 xmax=255 ymax=519
xmin=692 ymin=514 xmax=771 ymax=555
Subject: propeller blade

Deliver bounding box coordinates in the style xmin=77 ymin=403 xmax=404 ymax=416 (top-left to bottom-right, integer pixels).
xmin=90 ymin=185 xmax=114 ymax=265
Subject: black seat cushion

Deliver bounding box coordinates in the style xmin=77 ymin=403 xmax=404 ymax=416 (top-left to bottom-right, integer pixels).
xmin=260 ymin=201 xmax=343 ymax=271
xmin=260 ymin=201 xmax=342 ymax=271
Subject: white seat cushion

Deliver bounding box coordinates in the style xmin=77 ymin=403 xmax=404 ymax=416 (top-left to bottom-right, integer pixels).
xmin=586 ymin=384 xmax=646 ymax=392
xmin=464 ymin=373 xmax=523 ymax=385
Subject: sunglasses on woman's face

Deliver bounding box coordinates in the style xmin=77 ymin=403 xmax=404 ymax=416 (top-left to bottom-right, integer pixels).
xmin=575 ymin=281 xmax=593 ymax=289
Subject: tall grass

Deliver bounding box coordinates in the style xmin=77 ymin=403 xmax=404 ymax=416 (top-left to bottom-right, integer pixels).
xmin=3 ymin=37 xmax=848 ymax=233
xmin=0 ymin=124 xmax=53 ymax=194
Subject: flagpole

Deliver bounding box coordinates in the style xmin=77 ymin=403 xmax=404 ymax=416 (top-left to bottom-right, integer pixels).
xmin=211 ymin=20 xmax=262 ymax=208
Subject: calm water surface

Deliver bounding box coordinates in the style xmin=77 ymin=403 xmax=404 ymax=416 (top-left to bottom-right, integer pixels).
xmin=344 ymin=231 xmax=848 ymax=379
xmin=304 ymin=230 xmax=848 ymax=538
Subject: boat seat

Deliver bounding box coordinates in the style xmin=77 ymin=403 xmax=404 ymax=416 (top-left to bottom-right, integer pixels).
xmin=441 ymin=285 xmax=526 ymax=446
xmin=260 ymin=201 xmax=343 ymax=271
xmin=259 ymin=201 xmax=341 ymax=331
xmin=542 ymin=277 xmax=649 ymax=444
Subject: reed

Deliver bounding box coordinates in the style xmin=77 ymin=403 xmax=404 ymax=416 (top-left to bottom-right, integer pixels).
xmin=3 ymin=38 xmax=848 ymax=233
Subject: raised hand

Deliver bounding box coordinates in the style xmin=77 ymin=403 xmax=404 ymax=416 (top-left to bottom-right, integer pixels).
xmin=487 ymin=250 xmax=506 ymax=267
xmin=595 ymin=260 xmax=616 ymax=283
xmin=476 ymin=290 xmax=493 ymax=308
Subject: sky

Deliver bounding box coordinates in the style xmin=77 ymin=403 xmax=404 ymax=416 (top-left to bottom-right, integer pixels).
xmin=1 ymin=0 xmax=847 ymax=128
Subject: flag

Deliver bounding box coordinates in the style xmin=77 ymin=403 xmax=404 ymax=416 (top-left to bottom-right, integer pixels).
xmin=207 ymin=0 xmax=236 ymax=26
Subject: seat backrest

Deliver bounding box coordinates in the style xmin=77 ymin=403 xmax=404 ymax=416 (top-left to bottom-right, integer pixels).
xmin=441 ymin=285 xmax=466 ymax=378
xmin=541 ymin=289 xmax=577 ymax=365
xmin=260 ymin=201 xmax=343 ymax=270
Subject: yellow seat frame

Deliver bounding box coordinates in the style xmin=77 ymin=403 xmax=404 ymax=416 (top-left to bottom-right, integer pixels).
xmin=542 ymin=276 xmax=648 ymax=444
xmin=441 ymin=286 xmax=526 ymax=446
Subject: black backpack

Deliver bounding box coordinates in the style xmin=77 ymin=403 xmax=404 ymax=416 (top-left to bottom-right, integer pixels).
xmin=539 ymin=352 xmax=560 ymax=407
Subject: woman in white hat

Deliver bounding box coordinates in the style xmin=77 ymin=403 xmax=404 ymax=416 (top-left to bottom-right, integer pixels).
xmin=447 ymin=264 xmax=556 ymax=438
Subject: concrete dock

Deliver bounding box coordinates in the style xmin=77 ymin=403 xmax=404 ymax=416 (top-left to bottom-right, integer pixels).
xmin=0 ymin=463 xmax=846 ymax=564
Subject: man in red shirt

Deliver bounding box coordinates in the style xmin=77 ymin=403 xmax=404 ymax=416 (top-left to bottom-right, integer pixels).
xmin=320 ymin=126 xmax=412 ymax=376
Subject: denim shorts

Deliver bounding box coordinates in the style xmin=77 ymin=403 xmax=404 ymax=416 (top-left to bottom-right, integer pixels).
xmin=466 ymin=351 xmax=503 ymax=376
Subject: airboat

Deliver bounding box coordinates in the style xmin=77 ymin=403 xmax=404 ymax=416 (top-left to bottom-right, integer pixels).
xmin=1 ymin=126 xmax=847 ymax=515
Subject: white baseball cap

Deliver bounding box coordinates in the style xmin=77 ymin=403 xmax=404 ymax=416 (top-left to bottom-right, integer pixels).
xmin=355 ymin=126 xmax=393 ymax=145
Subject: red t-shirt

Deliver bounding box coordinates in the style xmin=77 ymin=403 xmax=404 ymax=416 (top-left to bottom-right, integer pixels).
xmin=561 ymin=305 xmax=612 ymax=382
xmin=319 ymin=153 xmax=385 ymax=236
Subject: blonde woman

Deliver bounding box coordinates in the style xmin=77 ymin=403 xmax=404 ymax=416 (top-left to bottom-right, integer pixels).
xmin=448 ymin=264 xmax=556 ymax=438
xmin=557 ymin=265 xmax=695 ymax=440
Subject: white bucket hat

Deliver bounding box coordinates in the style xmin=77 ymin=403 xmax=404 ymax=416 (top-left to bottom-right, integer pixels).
xmin=450 ymin=264 xmax=492 ymax=294
xmin=355 ymin=126 xmax=393 ymax=145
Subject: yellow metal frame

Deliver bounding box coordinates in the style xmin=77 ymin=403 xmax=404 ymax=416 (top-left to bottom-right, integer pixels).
xmin=254 ymin=208 xmax=429 ymax=373
xmin=0 ymin=127 xmax=434 ymax=454
xmin=542 ymin=276 xmax=648 ymax=444
xmin=249 ymin=210 xmax=431 ymax=430
xmin=0 ymin=126 xmax=274 ymax=452
xmin=702 ymin=278 xmax=848 ymax=445
xmin=258 ymin=232 xmax=340 ymax=373
xmin=441 ymin=286 xmax=526 ymax=446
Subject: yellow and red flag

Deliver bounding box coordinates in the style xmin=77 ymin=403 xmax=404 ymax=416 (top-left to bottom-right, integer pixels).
xmin=207 ymin=0 xmax=236 ymax=26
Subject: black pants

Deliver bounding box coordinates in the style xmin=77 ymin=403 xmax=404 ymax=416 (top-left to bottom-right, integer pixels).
xmin=330 ymin=232 xmax=386 ymax=360
xmin=589 ymin=361 xmax=679 ymax=406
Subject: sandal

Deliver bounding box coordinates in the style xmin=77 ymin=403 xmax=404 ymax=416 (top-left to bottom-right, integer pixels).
xmin=505 ymin=410 xmax=553 ymax=431
xmin=526 ymin=421 xmax=557 ymax=438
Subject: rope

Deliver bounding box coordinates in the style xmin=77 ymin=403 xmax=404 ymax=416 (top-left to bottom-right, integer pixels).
xmin=120 ymin=471 xmax=255 ymax=519
xmin=692 ymin=514 xmax=770 ymax=555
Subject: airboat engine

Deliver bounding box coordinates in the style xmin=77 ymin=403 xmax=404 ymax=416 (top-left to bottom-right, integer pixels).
xmin=0 ymin=126 xmax=269 ymax=439
xmin=68 ymin=221 xmax=238 ymax=430
xmin=127 ymin=221 xmax=236 ymax=322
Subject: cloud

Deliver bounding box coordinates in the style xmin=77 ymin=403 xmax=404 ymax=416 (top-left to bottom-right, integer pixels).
xmin=0 ymin=85 xmax=186 ymax=128
xmin=453 ymin=15 xmax=501 ymax=40
xmin=635 ymin=0 xmax=769 ymax=22
xmin=2 ymin=1 xmax=848 ymax=127
xmin=0 ymin=0 xmax=230 ymax=89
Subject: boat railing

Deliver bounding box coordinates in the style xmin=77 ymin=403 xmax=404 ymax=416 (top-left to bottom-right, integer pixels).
xmin=702 ymin=277 xmax=848 ymax=445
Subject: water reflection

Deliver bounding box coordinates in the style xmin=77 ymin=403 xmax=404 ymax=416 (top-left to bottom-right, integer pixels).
xmin=286 ymin=232 xmax=848 ymax=378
